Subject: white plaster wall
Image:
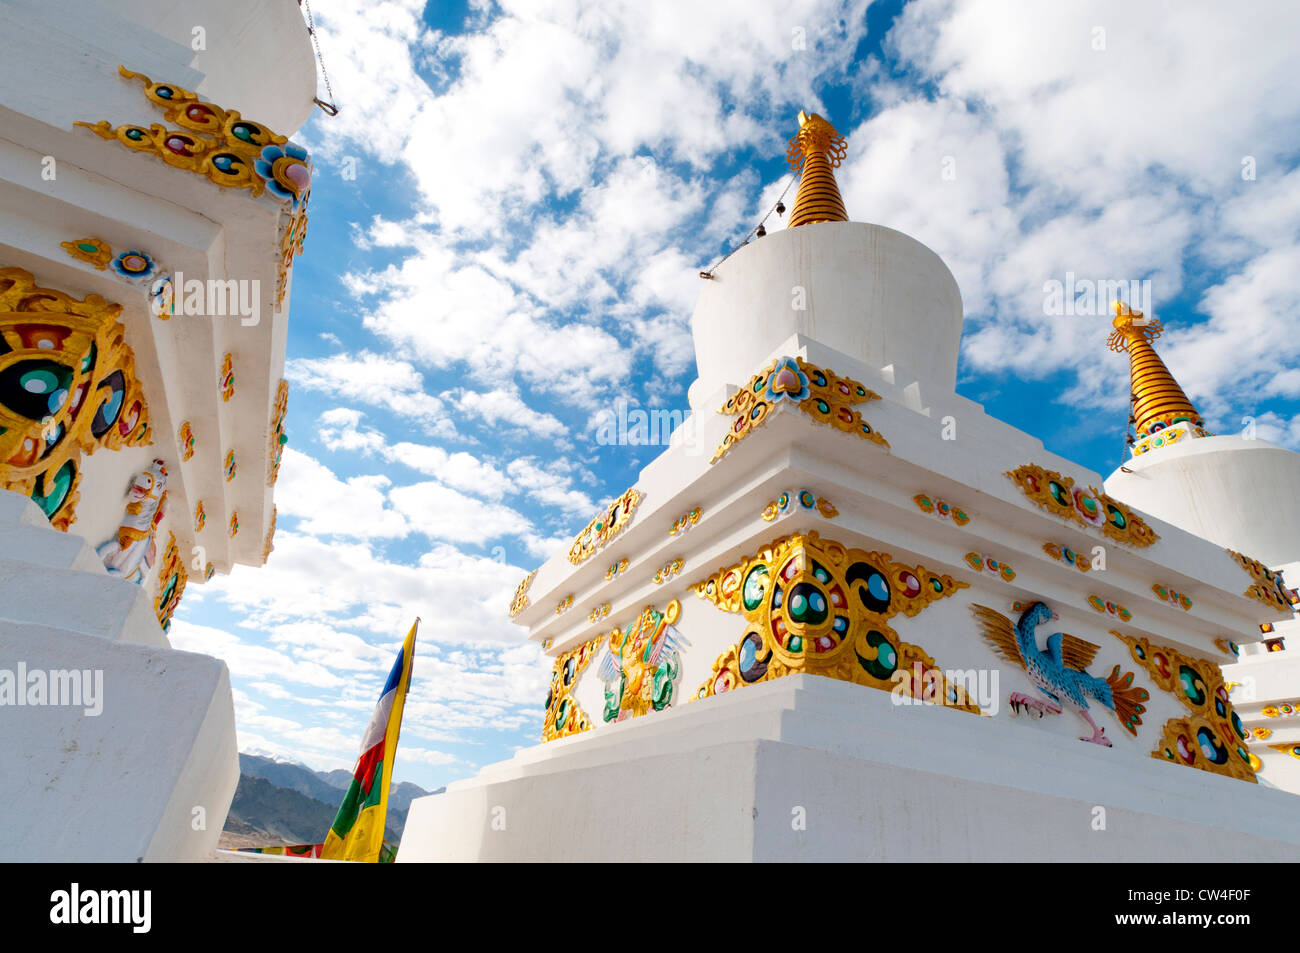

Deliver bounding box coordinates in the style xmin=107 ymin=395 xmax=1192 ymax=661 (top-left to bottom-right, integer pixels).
xmin=0 ymin=621 xmax=238 ymax=861
xmin=5 ymin=0 xmax=317 ymax=136
xmin=688 ymin=223 xmax=963 ymax=412
xmin=1104 ymin=436 xmax=1300 ymax=568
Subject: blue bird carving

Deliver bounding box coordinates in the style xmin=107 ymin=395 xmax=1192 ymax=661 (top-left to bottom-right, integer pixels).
xmin=971 ymin=601 xmax=1148 ymax=746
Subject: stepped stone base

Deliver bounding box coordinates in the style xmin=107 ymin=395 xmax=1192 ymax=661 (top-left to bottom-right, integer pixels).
xmin=399 ymin=674 xmax=1300 ymax=862
xmin=0 ymin=490 xmax=239 ymax=861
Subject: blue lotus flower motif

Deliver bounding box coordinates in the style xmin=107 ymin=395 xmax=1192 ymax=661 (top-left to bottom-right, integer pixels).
xmin=762 ymin=357 xmax=810 ymax=402
xmin=111 ymin=250 xmax=157 ymax=281
xmin=254 ymin=143 xmax=312 ymax=207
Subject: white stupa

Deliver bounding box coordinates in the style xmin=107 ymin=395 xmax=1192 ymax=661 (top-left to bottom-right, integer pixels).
xmin=400 ymin=112 xmax=1300 ymax=861
xmin=1101 ymin=307 xmax=1300 ymax=793
xmin=0 ymin=0 xmax=316 ymax=860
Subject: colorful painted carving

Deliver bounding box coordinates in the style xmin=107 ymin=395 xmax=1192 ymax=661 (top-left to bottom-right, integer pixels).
xmin=1151 ymin=583 xmax=1192 ymax=610
xmin=668 ymin=506 xmax=701 ymax=535
xmin=97 ymin=460 xmax=168 ymax=584
xmin=508 ymin=570 xmax=536 ymax=619
xmin=588 ymin=603 xmax=611 ymax=623
xmin=711 ymin=356 xmax=887 ymax=464
xmin=691 ymin=531 xmax=979 ymax=711
xmin=971 ymin=602 xmax=1148 ymax=744
xmin=262 ymin=506 xmax=276 ymax=563
xmin=1042 ymin=542 xmax=1093 ymax=573
xmin=179 ymin=421 xmax=195 ymax=461
xmin=1261 ymin=703 xmax=1297 ymax=718
xmin=224 ymin=449 xmax=237 ymax=482
xmin=1088 ymin=595 xmax=1132 ymax=622
xmin=762 ymin=488 xmax=838 ymax=522
xmin=1269 ymin=743 xmax=1300 ymax=760
xmin=228 ymin=511 xmax=239 ymax=538
xmin=913 ymin=493 xmax=970 ymax=525
xmin=555 ymin=594 xmax=574 ymax=614
xmin=653 ymin=557 xmax=684 ymax=585
xmin=268 ymin=379 xmax=288 ymax=485
xmin=154 ymin=532 xmax=188 ymax=633
xmin=1112 ymin=630 xmax=1255 ymax=782
xmin=219 ymin=353 xmax=234 ymax=402
xmin=0 ymin=268 xmax=151 ymax=530
xmin=194 ymin=500 xmax=205 ymax=533
xmin=1226 ymin=549 xmax=1293 ymax=612
xmin=76 ymin=67 xmax=309 ymax=199
xmin=964 ymin=552 xmax=1016 ymax=582
xmin=61 ymin=238 xmax=112 ymax=270
xmin=203 ymin=562 xmax=215 ymax=583
xmin=598 ymin=600 xmax=686 ymax=722
xmin=110 ymin=250 xmax=158 ymax=282
xmin=149 ymin=274 xmax=175 ymax=319
xmin=605 ymin=558 xmax=629 ymax=580
xmin=1213 ymin=637 xmax=1240 ymax=656
xmin=1007 ymin=463 xmax=1158 ymax=548
xmin=1253 ymin=727 xmax=1273 ymax=739
xmin=275 ymin=196 xmax=310 ymax=312
xmin=568 ymin=487 xmax=641 ymax=565
xmin=542 ymin=637 xmax=601 ymax=742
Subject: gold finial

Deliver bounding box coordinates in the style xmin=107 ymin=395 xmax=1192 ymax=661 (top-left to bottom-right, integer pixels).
xmin=1106 ymin=300 xmax=1204 ymax=444
xmin=1106 ymin=300 xmax=1162 ymax=352
xmin=785 ymin=111 xmax=849 ymax=227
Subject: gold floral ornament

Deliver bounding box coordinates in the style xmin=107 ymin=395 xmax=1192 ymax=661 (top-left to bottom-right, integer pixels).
xmin=179 ymin=420 xmax=195 ymax=461
xmin=76 ymin=67 xmax=290 ymax=197
xmin=568 ymin=487 xmax=641 ymax=565
xmin=228 ymin=511 xmax=239 ymax=538
xmin=542 ymin=637 xmax=601 ymax=742
xmin=155 ymin=532 xmax=188 ymax=632
xmin=588 ymin=603 xmax=611 ymax=623
xmin=268 ymin=379 xmax=288 ymax=485
xmin=785 ymin=111 xmax=849 ymax=227
xmin=61 ymin=238 xmax=112 ymax=270
xmin=1007 ymin=463 xmax=1158 ymax=548
xmin=508 ymin=570 xmax=537 ymax=619
xmin=761 ymin=488 xmax=838 ymax=522
xmin=653 ymin=558 xmax=684 ymax=584
xmin=598 ymin=600 xmax=686 ymax=723
xmin=219 ymin=353 xmax=234 ymax=402
xmin=1042 ymin=542 xmax=1092 ymax=573
xmin=690 ymin=530 xmax=979 ymax=712
xmin=1087 ymin=595 xmax=1132 ymax=622
xmin=668 ymin=506 xmax=701 ymax=535
xmin=913 ymin=493 xmax=970 ymax=525
xmin=964 ymin=552 xmax=1015 ymax=582
xmin=1151 ymin=583 xmax=1192 ymax=610
xmin=605 ymin=558 xmax=628 ymax=580
xmin=711 ymin=356 xmax=887 ymax=464
xmin=0 ymin=267 xmax=151 ymax=531
xmin=262 ymin=506 xmax=277 ymax=564
xmin=555 ymin=594 xmax=574 ymax=614
xmin=1112 ymin=630 xmax=1255 ymax=783
xmin=1226 ymin=549 xmax=1293 ymax=612
xmin=194 ymin=500 xmax=205 ymax=533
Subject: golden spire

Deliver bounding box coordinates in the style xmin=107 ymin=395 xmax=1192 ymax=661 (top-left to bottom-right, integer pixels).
xmin=1107 ymin=301 xmax=1206 ymax=443
xmin=786 ymin=111 xmax=849 ymax=227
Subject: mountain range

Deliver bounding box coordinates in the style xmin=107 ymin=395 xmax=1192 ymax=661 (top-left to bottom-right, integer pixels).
xmin=218 ymin=753 xmax=441 ymax=849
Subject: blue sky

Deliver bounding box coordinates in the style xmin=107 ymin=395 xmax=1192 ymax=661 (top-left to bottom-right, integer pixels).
xmin=169 ymin=0 xmax=1300 ymax=794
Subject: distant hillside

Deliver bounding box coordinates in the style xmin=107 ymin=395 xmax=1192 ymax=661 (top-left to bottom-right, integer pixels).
xmin=225 ymin=753 xmax=443 ymax=848
xmin=224 ymin=774 xmax=343 ymax=846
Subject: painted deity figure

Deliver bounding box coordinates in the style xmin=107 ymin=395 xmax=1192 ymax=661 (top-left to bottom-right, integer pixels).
xmin=98 ymin=459 xmax=168 ymax=584
xmin=599 ymin=602 xmax=686 ymax=722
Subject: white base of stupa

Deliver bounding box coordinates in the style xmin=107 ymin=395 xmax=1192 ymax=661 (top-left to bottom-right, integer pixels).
xmin=0 ymin=491 xmax=238 ymax=862
xmin=399 ymin=674 xmax=1300 ymax=862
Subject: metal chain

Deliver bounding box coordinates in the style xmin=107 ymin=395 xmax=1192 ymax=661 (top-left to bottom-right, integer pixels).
xmin=301 ymin=0 xmax=339 ymax=116
xmin=699 ymin=174 xmax=797 ymax=278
